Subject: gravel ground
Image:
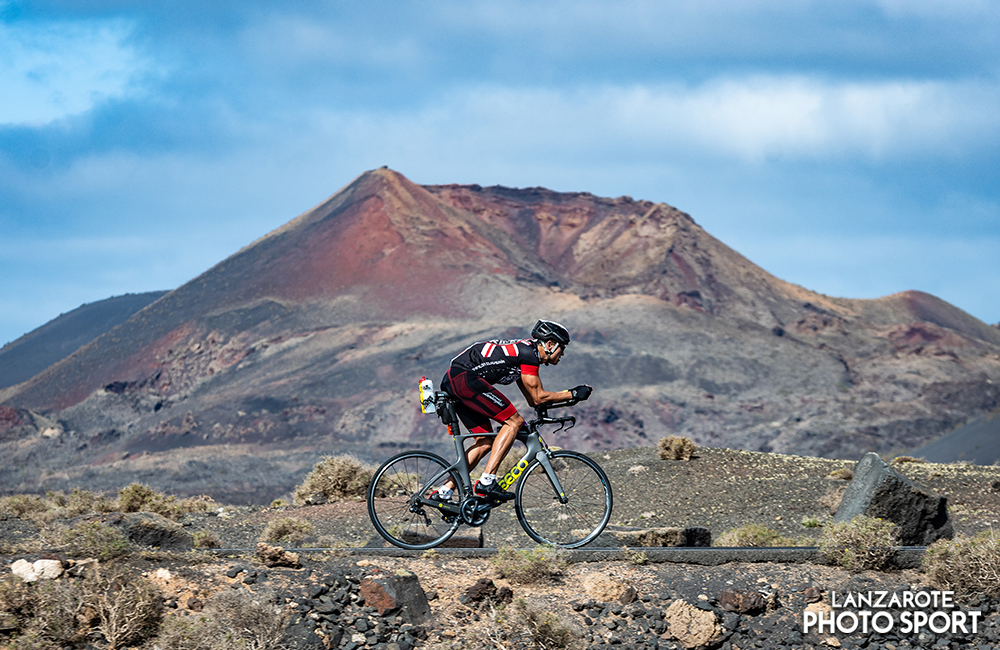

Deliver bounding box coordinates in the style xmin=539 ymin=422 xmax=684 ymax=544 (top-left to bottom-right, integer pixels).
xmin=3 ymin=446 xmax=1000 ymax=650
xmin=158 ymin=446 xmax=1000 ymax=550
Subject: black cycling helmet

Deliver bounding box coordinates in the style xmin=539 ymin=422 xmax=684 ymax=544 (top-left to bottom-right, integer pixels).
xmin=531 ymin=319 xmax=570 ymax=347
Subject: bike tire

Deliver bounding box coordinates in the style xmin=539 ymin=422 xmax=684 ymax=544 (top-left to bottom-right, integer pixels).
xmin=367 ymin=451 xmax=463 ymax=550
xmin=514 ymin=450 xmax=613 ymax=548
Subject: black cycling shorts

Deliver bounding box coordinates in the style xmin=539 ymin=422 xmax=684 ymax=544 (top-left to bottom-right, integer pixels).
xmin=440 ymin=369 xmax=518 ymax=434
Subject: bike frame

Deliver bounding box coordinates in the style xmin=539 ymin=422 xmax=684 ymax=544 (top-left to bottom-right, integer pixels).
xmin=413 ymin=403 xmax=574 ymax=517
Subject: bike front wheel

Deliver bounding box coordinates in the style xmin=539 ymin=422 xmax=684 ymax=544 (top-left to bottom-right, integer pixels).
xmin=515 ymin=450 xmax=613 ymax=548
xmin=367 ymin=451 xmax=463 ymax=550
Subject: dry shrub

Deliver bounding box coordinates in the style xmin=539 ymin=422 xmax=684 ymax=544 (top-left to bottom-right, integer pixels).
xmin=657 ymin=435 xmax=696 ymax=460
xmin=0 ymin=489 xmax=118 ymax=526
xmin=890 ymin=456 xmax=926 ymax=465
xmin=0 ymin=494 xmax=52 ymax=520
xmin=480 ymin=599 xmax=575 ymax=650
xmin=259 ymin=517 xmax=315 ymax=545
xmin=819 ymin=485 xmax=847 ymax=514
xmin=923 ymin=531 xmax=1000 ymax=599
xmin=192 ymin=530 xmax=221 ymax=549
xmin=294 ymin=455 xmax=374 ymax=505
xmin=155 ymin=589 xmax=288 ymax=650
xmin=56 ymin=520 xmax=131 ymax=560
xmin=819 ymin=515 xmax=898 ymax=571
xmin=828 ymin=467 xmax=853 ymax=480
xmin=716 ymin=524 xmax=786 ymax=547
xmin=0 ymin=629 xmax=57 ymax=650
xmin=30 ymin=579 xmax=90 ymax=646
xmin=0 ymin=573 xmax=35 ymax=635
xmin=117 ymin=483 xmax=215 ymax=520
xmin=0 ymin=488 xmax=209 ymax=527
xmin=85 ymin=567 xmax=163 ymax=650
xmin=492 ymin=547 xmax=568 ymax=585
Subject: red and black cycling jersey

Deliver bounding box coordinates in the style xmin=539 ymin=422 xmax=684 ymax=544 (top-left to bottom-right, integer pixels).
xmin=448 ymin=338 xmax=540 ymax=385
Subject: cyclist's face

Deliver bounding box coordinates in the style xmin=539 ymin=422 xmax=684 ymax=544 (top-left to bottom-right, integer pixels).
xmin=543 ymin=342 xmax=564 ymax=365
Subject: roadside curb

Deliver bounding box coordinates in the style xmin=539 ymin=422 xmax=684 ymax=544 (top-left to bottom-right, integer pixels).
xmin=202 ymin=546 xmax=927 ymax=568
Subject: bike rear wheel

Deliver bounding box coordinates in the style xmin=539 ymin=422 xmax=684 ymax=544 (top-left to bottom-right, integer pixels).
xmin=367 ymin=451 xmax=463 ymax=550
xmin=515 ymin=450 xmax=613 ymax=548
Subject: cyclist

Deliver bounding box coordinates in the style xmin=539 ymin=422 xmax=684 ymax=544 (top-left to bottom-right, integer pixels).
xmin=433 ymin=319 xmax=592 ymax=504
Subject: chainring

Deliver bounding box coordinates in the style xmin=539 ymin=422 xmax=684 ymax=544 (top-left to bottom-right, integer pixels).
xmin=459 ymin=497 xmax=491 ymax=527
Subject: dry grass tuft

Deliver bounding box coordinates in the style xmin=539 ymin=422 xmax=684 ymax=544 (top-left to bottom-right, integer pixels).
xmin=259 ymin=517 xmax=315 ymax=545
xmin=491 ymin=547 xmax=568 ymax=585
xmin=819 ymin=515 xmax=898 ymax=571
xmin=828 ymin=467 xmax=854 ymax=480
xmin=890 ymin=456 xmax=926 ymax=465
xmin=657 ymin=435 xmax=696 ymax=460
xmin=192 ymin=530 xmax=221 ymax=549
xmin=716 ymin=524 xmax=786 ymax=547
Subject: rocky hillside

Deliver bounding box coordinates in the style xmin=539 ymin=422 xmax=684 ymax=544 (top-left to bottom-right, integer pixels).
xmin=0 ymin=292 xmax=167 ymax=390
xmin=1 ymin=168 xmax=998 ymax=503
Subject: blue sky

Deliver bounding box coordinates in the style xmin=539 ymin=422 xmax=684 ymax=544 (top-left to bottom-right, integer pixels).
xmin=1 ymin=0 xmax=998 ymax=347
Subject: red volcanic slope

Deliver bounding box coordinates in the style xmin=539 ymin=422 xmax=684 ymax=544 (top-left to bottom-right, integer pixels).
xmin=3 ymin=168 xmax=996 ymax=413
xmin=2 ymin=170 xmax=516 ymax=410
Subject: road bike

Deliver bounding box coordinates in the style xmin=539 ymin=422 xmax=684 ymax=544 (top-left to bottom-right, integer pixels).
xmin=366 ymin=390 xmax=613 ymax=550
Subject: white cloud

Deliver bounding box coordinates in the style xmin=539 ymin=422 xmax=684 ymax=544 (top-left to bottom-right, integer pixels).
xmin=0 ymin=19 xmax=147 ymax=126
xmin=305 ymin=76 xmax=1000 ymax=165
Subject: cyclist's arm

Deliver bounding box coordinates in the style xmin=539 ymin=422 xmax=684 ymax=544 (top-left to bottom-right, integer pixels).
xmin=517 ymin=373 xmax=571 ymax=407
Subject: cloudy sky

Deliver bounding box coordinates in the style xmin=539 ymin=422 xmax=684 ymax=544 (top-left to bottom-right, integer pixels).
xmin=1 ymin=0 xmax=998 ymax=347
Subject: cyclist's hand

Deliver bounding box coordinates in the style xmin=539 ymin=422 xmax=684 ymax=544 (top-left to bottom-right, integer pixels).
xmin=570 ymin=385 xmax=592 ymax=401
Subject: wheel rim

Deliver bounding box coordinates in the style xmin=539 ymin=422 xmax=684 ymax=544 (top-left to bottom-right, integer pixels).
xmin=516 ymin=452 xmax=612 ymax=548
xmin=368 ymin=452 xmax=462 ymax=550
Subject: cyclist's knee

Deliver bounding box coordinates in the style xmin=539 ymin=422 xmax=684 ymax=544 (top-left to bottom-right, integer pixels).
xmin=505 ymin=412 xmax=524 ymax=428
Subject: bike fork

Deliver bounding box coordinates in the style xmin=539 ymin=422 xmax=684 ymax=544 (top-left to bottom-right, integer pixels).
xmin=534 ymin=451 xmax=569 ymax=504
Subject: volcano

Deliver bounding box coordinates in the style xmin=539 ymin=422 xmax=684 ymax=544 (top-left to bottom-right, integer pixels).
xmin=2 ymin=168 xmax=998 ymax=503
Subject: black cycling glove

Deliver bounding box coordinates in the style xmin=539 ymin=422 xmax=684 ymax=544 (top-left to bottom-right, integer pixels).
xmin=570 ymin=385 xmax=592 ymax=401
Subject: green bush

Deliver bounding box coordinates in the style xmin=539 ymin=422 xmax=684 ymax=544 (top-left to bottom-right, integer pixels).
xmin=293 ymin=455 xmax=374 ymax=505
xmin=657 ymin=435 xmax=696 ymax=460
xmin=259 ymin=517 xmax=315 ymax=545
xmin=819 ymin=515 xmax=898 ymax=571
xmin=923 ymin=531 xmax=1000 ymax=598
xmin=716 ymin=524 xmax=786 ymax=547
xmin=491 ymin=547 xmax=568 ymax=585
xmin=58 ymin=521 xmax=131 ymax=560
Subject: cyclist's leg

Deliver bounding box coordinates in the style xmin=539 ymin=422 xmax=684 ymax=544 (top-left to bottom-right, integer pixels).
xmin=443 ymin=370 xmax=522 ymax=483
xmin=483 ymin=411 xmax=524 ymax=476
